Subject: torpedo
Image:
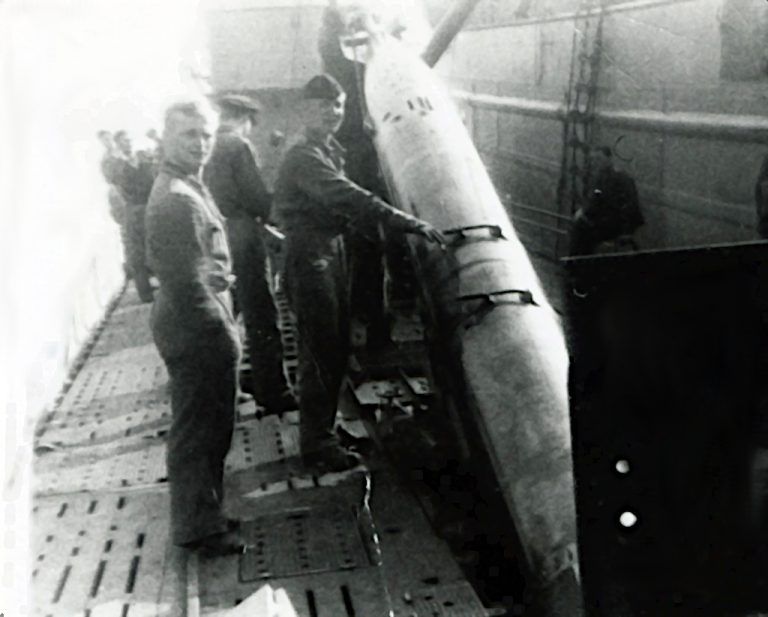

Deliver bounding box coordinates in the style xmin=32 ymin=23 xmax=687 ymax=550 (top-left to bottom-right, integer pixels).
xmin=344 ymin=26 xmax=583 ymax=615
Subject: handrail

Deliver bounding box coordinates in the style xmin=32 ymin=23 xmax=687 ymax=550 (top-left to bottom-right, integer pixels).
xmin=457 ymin=91 xmax=768 ymax=144
xmin=510 ymin=214 xmax=569 ymax=236
xmin=464 ymin=0 xmax=698 ymax=31
xmin=506 ymin=199 xmax=573 ymax=223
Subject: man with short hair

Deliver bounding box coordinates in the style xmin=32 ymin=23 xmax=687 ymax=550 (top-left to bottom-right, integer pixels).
xmin=204 ymin=94 xmax=294 ymax=414
xmin=112 ymin=130 xmax=155 ymax=301
xmin=273 ymin=74 xmax=444 ymax=472
xmin=145 ymin=100 xmax=244 ymax=556
xmin=569 ymin=146 xmax=643 ymax=256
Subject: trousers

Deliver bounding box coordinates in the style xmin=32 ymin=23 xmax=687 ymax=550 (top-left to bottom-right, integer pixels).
xmin=124 ymin=204 xmax=153 ymax=301
xmin=346 ymin=230 xmax=387 ymax=345
xmin=152 ymin=301 xmax=240 ymax=546
xmin=226 ymin=218 xmax=288 ymax=407
xmin=284 ymin=233 xmax=350 ymax=453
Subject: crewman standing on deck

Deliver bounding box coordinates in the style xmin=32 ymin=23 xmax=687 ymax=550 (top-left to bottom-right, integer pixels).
xmin=204 ymin=94 xmax=295 ymax=415
xmin=145 ymin=100 xmax=244 ymax=556
xmin=273 ymin=74 xmax=444 ymax=472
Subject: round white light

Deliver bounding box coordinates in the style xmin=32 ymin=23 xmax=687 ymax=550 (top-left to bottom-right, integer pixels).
xmin=615 ymin=459 xmax=630 ymax=474
xmin=619 ymin=511 xmax=638 ymax=528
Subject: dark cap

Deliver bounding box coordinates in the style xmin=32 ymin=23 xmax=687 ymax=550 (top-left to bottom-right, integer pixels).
xmin=302 ymin=74 xmax=345 ymax=101
xmin=217 ymin=94 xmax=262 ymax=115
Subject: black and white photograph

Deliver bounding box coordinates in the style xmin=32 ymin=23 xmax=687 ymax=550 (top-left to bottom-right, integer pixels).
xmin=2 ymin=0 xmax=768 ymax=615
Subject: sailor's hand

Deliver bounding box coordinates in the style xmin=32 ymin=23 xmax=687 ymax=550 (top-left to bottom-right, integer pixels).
xmin=209 ymin=272 xmax=236 ymax=293
xmin=412 ymin=221 xmax=446 ymax=247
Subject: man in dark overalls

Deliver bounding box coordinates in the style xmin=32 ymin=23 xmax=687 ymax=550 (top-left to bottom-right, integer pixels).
xmin=204 ymin=94 xmax=294 ymax=414
xmin=273 ymin=74 xmax=444 ymax=472
xmin=145 ymin=100 xmax=244 ymax=556
xmin=569 ymin=146 xmax=643 ymax=256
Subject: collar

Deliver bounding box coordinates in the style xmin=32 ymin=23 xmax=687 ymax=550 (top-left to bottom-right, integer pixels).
xmin=160 ymin=160 xmax=204 ymax=190
xmin=216 ymin=124 xmax=239 ymax=136
xmin=304 ymin=129 xmax=345 ymax=153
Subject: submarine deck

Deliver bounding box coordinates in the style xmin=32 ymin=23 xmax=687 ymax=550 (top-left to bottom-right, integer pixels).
xmin=30 ymin=284 xmax=499 ymax=617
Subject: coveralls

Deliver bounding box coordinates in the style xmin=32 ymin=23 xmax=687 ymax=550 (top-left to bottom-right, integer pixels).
xmin=203 ymin=127 xmax=290 ymax=408
xmin=145 ymin=161 xmax=240 ymax=546
xmin=114 ymin=156 xmax=155 ymax=300
xmin=319 ymin=12 xmax=391 ymax=343
xmin=273 ymin=133 xmax=423 ymax=455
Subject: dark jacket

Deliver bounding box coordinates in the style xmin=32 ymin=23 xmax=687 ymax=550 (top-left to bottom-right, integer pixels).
xmin=583 ymin=166 xmax=643 ymax=239
xmin=145 ymin=161 xmax=236 ymax=354
xmin=114 ymin=157 xmax=155 ymax=206
xmin=272 ymin=132 xmax=420 ymax=237
xmin=203 ymin=127 xmax=271 ymax=220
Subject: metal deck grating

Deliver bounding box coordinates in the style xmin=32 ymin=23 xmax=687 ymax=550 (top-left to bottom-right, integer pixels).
xmin=89 ymin=305 xmax=156 ymax=357
xmin=37 ymin=412 xmax=299 ymax=495
xmin=32 ymin=491 xmax=176 ymax=617
xmin=57 ymin=365 xmax=168 ymax=412
xmin=195 ymin=471 xmax=490 ymax=617
xmin=225 ymin=416 xmax=299 ymax=473
xmin=199 ymin=575 xmax=392 ymax=617
xmin=239 ymin=506 xmax=371 ymax=581
xmin=408 ymin=582 xmax=490 ymax=616
xmin=87 ymin=343 xmax=165 ymax=370
xmin=39 ymin=393 xmax=170 ymax=447
xmin=33 ymin=285 xmax=492 ymax=617
xmin=35 ymin=440 xmax=168 ymax=494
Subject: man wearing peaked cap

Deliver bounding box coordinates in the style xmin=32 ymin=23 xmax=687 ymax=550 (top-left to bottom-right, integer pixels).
xmin=204 ymin=93 xmax=296 ymax=415
xmin=217 ymin=93 xmax=262 ymax=117
xmin=272 ymin=74 xmax=444 ymax=473
xmin=302 ymin=73 xmax=345 ymax=100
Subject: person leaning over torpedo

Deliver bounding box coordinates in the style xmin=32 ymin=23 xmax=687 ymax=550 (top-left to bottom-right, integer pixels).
xmin=145 ymin=99 xmax=244 ymax=556
xmin=204 ymin=94 xmax=296 ymax=415
xmin=273 ymin=74 xmax=444 ymax=472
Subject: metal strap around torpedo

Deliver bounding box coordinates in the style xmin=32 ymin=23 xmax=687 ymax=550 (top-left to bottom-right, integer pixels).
xmin=456 ymin=288 xmax=539 ymax=330
xmin=443 ymin=224 xmax=506 ymax=246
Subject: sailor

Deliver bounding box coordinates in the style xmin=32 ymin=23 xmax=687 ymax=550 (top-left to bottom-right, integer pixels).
xmin=273 ymin=74 xmax=444 ymax=472
xmin=98 ymin=130 xmax=131 ymax=277
xmin=145 ymin=100 xmax=244 ymax=556
xmin=112 ymin=130 xmax=156 ymax=301
xmin=569 ymin=146 xmax=643 ymax=256
xmin=204 ymin=94 xmax=295 ymax=414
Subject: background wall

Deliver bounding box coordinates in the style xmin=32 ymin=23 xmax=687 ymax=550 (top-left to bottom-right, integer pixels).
xmin=2 ymin=1 xmax=210 ymax=612
xmin=434 ymin=0 xmax=768 ymax=302
xmin=207 ymin=0 xmax=327 ymax=91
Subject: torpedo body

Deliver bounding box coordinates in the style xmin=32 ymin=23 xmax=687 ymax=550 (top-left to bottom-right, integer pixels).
xmin=359 ymin=33 xmax=582 ymax=612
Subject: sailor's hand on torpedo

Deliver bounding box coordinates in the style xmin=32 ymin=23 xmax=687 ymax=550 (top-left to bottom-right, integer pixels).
xmin=411 ymin=221 xmax=446 ymax=248
xmin=209 ymin=272 xmax=236 ymax=293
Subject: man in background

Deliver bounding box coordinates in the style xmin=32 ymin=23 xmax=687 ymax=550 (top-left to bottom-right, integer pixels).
xmin=112 ymin=130 xmax=155 ymax=301
xmin=98 ymin=130 xmax=131 ymax=278
xmin=569 ymin=146 xmax=643 ymax=256
xmin=145 ymin=100 xmax=244 ymax=556
xmin=204 ymin=94 xmax=295 ymax=415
